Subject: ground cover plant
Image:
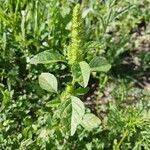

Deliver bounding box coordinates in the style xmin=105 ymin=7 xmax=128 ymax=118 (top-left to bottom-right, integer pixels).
xmin=0 ymin=0 xmax=150 ymax=149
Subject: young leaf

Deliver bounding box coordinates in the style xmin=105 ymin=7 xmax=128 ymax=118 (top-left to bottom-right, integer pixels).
xmin=81 ymin=113 xmax=101 ymax=130
xmin=72 ymin=61 xmax=90 ymax=88
xmin=61 ymin=96 xmax=85 ymax=136
xmin=39 ymin=73 xmax=58 ymax=93
xmin=29 ymin=50 xmax=65 ymax=65
xmin=90 ymin=56 xmax=111 ymax=72
xmin=46 ymin=99 xmax=61 ymax=107
xmin=74 ymin=87 xmax=89 ymax=96
xmin=79 ymin=61 xmax=91 ymax=87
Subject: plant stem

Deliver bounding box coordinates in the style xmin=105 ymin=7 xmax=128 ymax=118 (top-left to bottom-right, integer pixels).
xmin=115 ymin=130 xmax=128 ymax=150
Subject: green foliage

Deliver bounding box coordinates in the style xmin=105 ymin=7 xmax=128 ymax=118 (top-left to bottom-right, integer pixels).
xmin=29 ymin=50 xmax=65 ymax=65
xmin=60 ymin=96 xmax=85 ymax=136
xmin=90 ymin=56 xmax=111 ymax=72
xmin=108 ymin=106 xmax=150 ymax=150
xmin=0 ymin=0 xmax=150 ymax=149
xmin=39 ymin=73 xmax=58 ymax=93
xmin=72 ymin=61 xmax=91 ymax=88
xmin=81 ymin=113 xmax=101 ymax=130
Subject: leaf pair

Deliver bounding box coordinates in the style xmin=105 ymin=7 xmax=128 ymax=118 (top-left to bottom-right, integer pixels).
xmin=37 ymin=58 xmax=111 ymax=94
xmin=72 ymin=57 xmax=111 ymax=88
xmin=61 ymin=96 xmax=101 ymax=136
xmin=29 ymin=51 xmax=111 ymax=73
xmin=30 ymin=51 xmax=111 ymax=73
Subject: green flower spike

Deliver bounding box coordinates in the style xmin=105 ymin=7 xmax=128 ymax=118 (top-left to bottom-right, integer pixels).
xmin=67 ymin=4 xmax=85 ymax=65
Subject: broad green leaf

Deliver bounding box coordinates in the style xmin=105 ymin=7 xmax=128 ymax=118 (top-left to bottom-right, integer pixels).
xmin=39 ymin=73 xmax=58 ymax=93
xmin=90 ymin=56 xmax=111 ymax=72
xmin=79 ymin=61 xmax=91 ymax=87
xmin=61 ymin=96 xmax=85 ymax=136
xmin=72 ymin=61 xmax=90 ymax=88
xmin=29 ymin=50 xmax=65 ymax=65
xmin=81 ymin=113 xmax=101 ymax=130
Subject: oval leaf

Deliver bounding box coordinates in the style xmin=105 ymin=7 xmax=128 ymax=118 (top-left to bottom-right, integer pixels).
xmin=39 ymin=73 xmax=58 ymax=93
xmin=79 ymin=61 xmax=91 ymax=87
xmin=72 ymin=61 xmax=90 ymax=88
xmin=61 ymin=96 xmax=85 ymax=136
xmin=81 ymin=113 xmax=101 ymax=130
xmin=30 ymin=50 xmax=65 ymax=65
xmin=90 ymin=57 xmax=111 ymax=72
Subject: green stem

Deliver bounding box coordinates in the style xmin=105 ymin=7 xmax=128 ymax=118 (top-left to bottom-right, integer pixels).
xmin=115 ymin=130 xmax=128 ymax=150
xmin=60 ymin=76 xmax=76 ymax=102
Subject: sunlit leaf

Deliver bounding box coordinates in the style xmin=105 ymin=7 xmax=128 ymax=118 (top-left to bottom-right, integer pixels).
xmin=81 ymin=113 xmax=101 ymax=130
xmin=39 ymin=73 xmax=58 ymax=93
xmin=30 ymin=50 xmax=65 ymax=65
xmin=90 ymin=57 xmax=111 ymax=72
xmin=79 ymin=61 xmax=91 ymax=87
xmin=72 ymin=61 xmax=90 ymax=88
xmin=61 ymin=96 xmax=85 ymax=136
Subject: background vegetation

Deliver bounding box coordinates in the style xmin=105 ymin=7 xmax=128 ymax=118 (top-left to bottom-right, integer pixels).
xmin=0 ymin=0 xmax=150 ymax=149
